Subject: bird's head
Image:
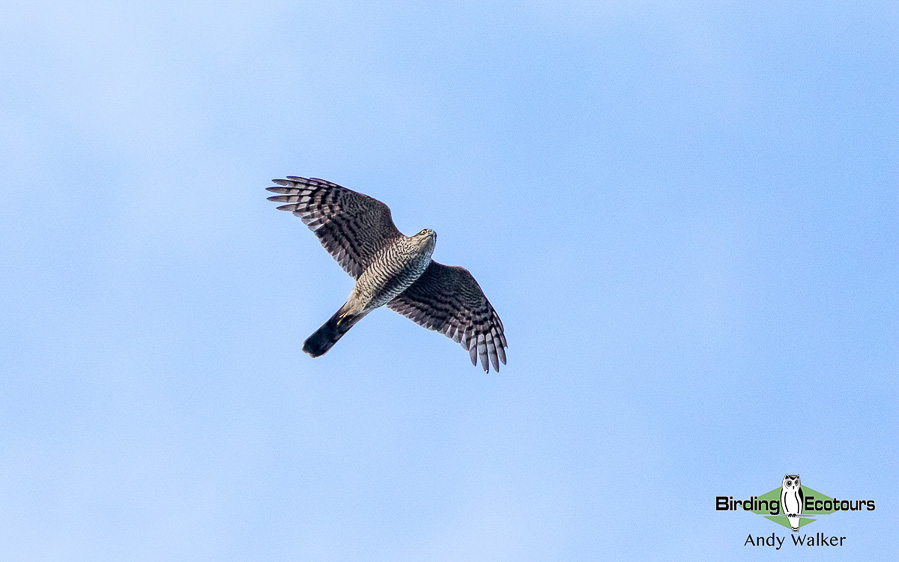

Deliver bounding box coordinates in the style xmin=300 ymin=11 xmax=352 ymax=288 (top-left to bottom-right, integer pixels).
xmin=416 ymin=228 xmax=437 ymax=253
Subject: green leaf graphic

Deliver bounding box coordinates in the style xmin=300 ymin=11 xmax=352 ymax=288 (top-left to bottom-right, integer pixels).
xmin=764 ymin=515 xmax=815 ymax=530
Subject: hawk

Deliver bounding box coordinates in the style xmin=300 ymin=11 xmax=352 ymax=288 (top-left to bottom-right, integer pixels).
xmin=266 ymin=177 xmax=507 ymax=372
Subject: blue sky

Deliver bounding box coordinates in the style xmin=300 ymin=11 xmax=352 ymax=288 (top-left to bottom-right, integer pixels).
xmin=1 ymin=1 xmax=896 ymax=559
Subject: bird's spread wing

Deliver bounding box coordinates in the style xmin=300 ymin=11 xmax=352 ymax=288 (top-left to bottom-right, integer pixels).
xmin=267 ymin=177 xmax=402 ymax=279
xmin=388 ymin=261 xmax=507 ymax=372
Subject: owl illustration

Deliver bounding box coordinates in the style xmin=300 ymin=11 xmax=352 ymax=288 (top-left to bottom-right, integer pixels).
xmin=781 ymin=474 xmax=803 ymax=531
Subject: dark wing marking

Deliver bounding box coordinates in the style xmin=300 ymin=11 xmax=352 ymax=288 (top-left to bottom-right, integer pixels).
xmin=387 ymin=261 xmax=507 ymax=373
xmin=266 ymin=177 xmax=402 ymax=279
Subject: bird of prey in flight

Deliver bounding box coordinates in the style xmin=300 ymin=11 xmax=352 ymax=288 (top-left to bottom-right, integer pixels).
xmin=266 ymin=177 xmax=507 ymax=372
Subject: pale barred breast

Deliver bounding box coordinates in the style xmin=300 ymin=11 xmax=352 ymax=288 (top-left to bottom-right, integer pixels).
xmin=355 ymin=237 xmax=433 ymax=310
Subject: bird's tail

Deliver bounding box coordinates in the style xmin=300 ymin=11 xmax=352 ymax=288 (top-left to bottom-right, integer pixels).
xmin=302 ymin=304 xmax=365 ymax=358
